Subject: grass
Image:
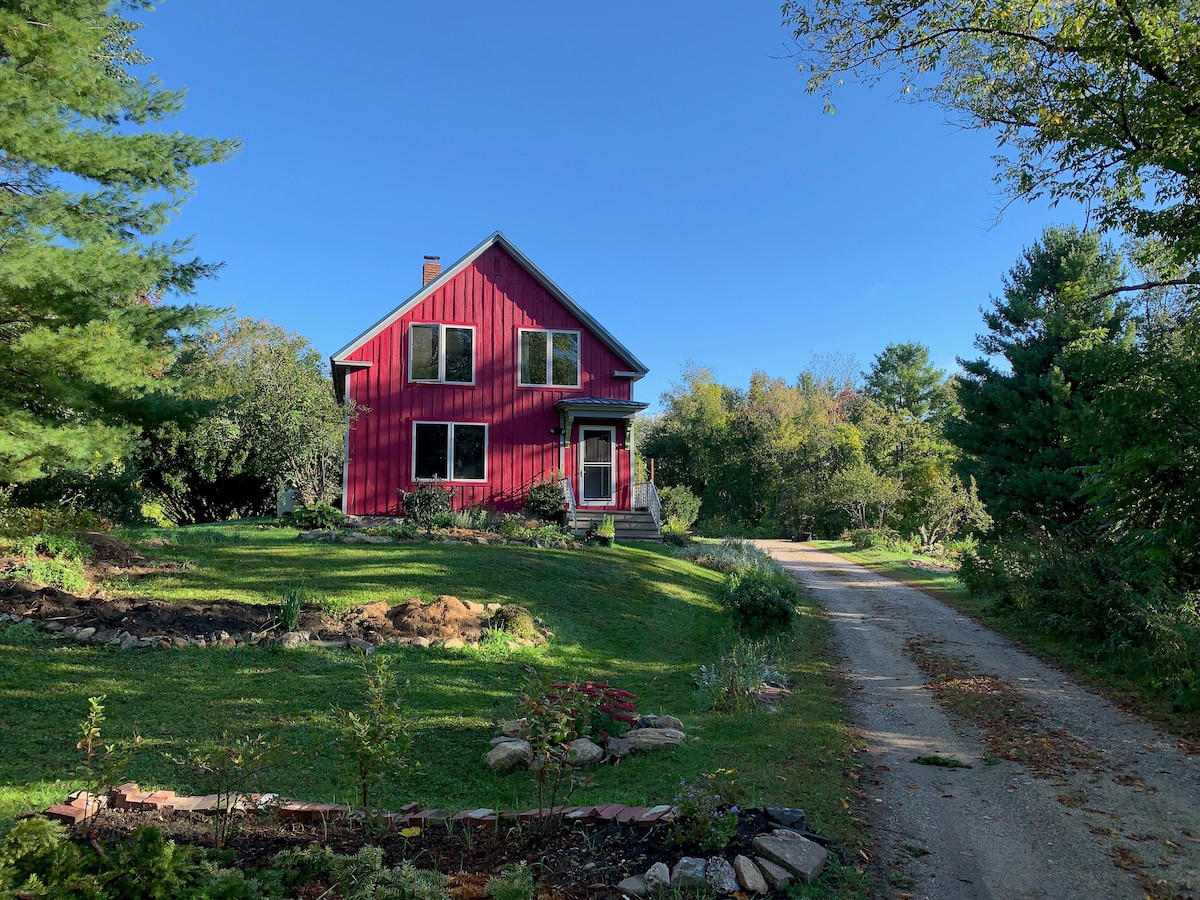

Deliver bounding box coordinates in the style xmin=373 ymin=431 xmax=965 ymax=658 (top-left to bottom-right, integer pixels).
xmin=0 ymin=525 xmax=867 ymax=883
xmin=811 ymin=540 xmax=1200 ymax=743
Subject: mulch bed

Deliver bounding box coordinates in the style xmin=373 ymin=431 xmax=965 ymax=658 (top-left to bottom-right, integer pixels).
xmin=79 ymin=806 xmax=789 ymax=899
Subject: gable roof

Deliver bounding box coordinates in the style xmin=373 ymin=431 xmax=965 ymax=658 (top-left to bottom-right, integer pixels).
xmin=331 ymin=231 xmax=649 ymax=377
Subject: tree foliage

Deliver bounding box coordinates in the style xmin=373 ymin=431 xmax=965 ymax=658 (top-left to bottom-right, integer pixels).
xmin=862 ymin=342 xmax=953 ymax=421
xmin=783 ymin=0 xmax=1200 ymax=270
xmin=0 ymin=0 xmax=238 ymax=484
xmin=950 ymin=226 xmax=1131 ymax=530
xmin=139 ymin=319 xmax=352 ymax=523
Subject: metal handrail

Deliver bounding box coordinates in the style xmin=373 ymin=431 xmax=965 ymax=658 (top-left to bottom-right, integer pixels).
xmin=559 ymin=477 xmax=577 ymax=533
xmin=632 ymin=481 xmax=661 ymax=528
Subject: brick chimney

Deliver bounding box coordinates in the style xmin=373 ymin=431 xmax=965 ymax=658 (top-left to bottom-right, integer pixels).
xmin=422 ymin=255 xmax=441 ymax=286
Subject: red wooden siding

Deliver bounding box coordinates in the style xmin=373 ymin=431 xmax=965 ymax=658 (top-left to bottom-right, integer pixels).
xmin=342 ymin=245 xmax=637 ymax=515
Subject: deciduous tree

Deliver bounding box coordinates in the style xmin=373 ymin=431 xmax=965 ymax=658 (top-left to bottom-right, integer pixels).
xmin=783 ymin=0 xmax=1200 ymax=271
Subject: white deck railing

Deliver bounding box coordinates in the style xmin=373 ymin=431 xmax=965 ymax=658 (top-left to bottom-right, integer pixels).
xmin=632 ymin=481 xmax=661 ymax=528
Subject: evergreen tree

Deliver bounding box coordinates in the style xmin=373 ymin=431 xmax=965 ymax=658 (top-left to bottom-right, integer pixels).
xmin=0 ymin=1 xmax=238 ymax=483
xmin=862 ymin=342 xmax=950 ymax=421
xmin=950 ymin=226 xmax=1131 ymax=531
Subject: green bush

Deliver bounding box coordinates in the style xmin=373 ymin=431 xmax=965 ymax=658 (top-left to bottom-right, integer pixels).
xmin=0 ymin=504 xmax=97 ymax=539
xmin=662 ymin=519 xmax=691 ymax=546
xmin=694 ymin=639 xmax=789 ymax=713
xmin=658 ymin=485 xmax=701 ymax=529
xmin=849 ymin=527 xmax=908 ymax=551
xmin=677 ymin=538 xmax=776 ymax=575
xmin=523 ymin=476 xmax=565 ymax=523
xmin=667 ymin=770 xmax=741 ymax=852
xmin=10 ymin=464 xmax=148 ymax=526
xmin=722 ymin=568 xmax=796 ymax=635
xmin=399 ymin=483 xmax=454 ymax=531
xmin=289 ymin=503 xmax=345 ymax=530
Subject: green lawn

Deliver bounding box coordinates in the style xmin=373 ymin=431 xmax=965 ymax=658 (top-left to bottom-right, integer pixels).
xmin=811 ymin=540 xmax=1200 ymax=743
xmin=0 ymin=527 xmax=867 ymax=884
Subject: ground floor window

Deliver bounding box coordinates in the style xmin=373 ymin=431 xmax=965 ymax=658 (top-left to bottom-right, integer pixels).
xmin=412 ymin=422 xmax=487 ymax=481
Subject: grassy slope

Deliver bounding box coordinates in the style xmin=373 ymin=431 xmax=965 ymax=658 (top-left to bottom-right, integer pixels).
xmin=0 ymin=529 xmax=866 ymax=873
xmin=811 ymin=540 xmax=1200 ymax=743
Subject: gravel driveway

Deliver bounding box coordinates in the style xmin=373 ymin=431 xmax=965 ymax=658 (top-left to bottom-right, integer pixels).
xmin=758 ymin=540 xmax=1200 ymax=900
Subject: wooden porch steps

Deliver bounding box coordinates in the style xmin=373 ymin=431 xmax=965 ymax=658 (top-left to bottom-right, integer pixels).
xmin=571 ymin=509 xmax=661 ymax=542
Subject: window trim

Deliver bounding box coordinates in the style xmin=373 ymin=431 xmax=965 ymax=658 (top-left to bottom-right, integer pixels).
xmin=411 ymin=420 xmax=488 ymax=483
xmin=517 ymin=328 xmax=581 ymax=389
xmin=578 ymin=425 xmax=617 ymax=505
xmin=408 ymin=322 xmax=476 ymax=385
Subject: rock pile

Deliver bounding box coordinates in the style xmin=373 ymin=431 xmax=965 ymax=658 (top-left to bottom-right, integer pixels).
xmin=486 ymin=715 xmax=686 ymax=773
xmin=616 ymin=807 xmax=829 ymax=898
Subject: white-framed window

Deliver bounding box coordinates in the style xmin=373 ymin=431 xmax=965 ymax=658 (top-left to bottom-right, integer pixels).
xmin=412 ymin=421 xmax=487 ymax=482
xmin=518 ymin=328 xmax=580 ymax=388
xmin=409 ymin=323 xmax=475 ymax=384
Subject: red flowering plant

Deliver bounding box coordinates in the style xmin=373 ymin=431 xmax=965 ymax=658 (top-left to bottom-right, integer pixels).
xmin=565 ymin=680 xmax=638 ymax=738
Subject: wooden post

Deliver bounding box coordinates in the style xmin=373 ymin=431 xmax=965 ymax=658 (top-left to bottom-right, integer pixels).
xmin=649 ymin=458 xmax=655 ymax=485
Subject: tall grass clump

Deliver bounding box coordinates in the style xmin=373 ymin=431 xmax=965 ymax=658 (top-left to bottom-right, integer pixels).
xmin=676 ymin=538 xmax=777 ymax=574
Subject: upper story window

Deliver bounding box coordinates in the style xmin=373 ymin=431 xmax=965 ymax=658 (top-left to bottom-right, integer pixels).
xmin=409 ymin=323 xmax=474 ymax=384
xmin=519 ymin=329 xmax=580 ymax=388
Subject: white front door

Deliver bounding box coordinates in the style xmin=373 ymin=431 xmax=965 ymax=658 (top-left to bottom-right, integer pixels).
xmin=579 ymin=426 xmax=616 ymax=504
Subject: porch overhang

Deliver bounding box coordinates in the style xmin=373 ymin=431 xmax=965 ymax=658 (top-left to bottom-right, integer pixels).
xmin=554 ymin=397 xmax=648 ymax=420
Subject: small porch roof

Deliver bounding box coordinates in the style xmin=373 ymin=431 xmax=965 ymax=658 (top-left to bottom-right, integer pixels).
xmin=555 ymin=397 xmax=648 ymax=419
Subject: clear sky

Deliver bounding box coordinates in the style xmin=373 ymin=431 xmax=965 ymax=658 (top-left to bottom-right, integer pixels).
xmin=136 ymin=0 xmax=1085 ymax=411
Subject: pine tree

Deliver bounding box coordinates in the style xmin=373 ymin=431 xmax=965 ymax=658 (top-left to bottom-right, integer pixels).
xmin=949 ymin=226 xmax=1131 ymax=531
xmin=0 ymin=0 xmax=238 ymax=483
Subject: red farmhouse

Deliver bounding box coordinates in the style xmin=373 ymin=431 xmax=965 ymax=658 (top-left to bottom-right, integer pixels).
xmin=331 ymin=232 xmax=658 ymax=537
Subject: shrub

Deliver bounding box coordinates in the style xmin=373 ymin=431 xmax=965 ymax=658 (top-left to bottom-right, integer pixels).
xmin=0 ymin=504 xmax=98 ymax=539
xmin=678 ymin=538 xmax=777 ymax=575
xmin=4 ymin=533 xmax=91 ymax=592
xmin=667 ymin=770 xmax=741 ymax=852
xmin=485 ymin=605 xmax=540 ymax=642
xmin=695 ymin=639 xmax=789 ymax=713
xmin=523 ymin=475 xmax=565 ymax=523
xmin=399 ymin=482 xmax=454 ymax=531
xmin=722 ymin=568 xmax=796 ymax=635
xmin=662 ymin=519 xmax=691 ymax=546
xmin=658 ymin=485 xmax=701 ymax=529
xmin=849 ymin=527 xmax=908 ymax=551
xmin=365 ymin=522 xmax=419 ymax=540
xmin=176 ymin=732 xmax=279 ymax=848
xmin=279 ymin=585 xmax=307 ymax=631
xmin=497 ymin=514 xmax=572 ymax=544
xmin=333 ymin=653 xmax=419 ymax=812
xmin=289 ymin=503 xmax=345 ymax=530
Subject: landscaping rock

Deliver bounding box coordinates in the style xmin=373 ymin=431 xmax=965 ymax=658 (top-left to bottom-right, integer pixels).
xmin=360 ymin=534 xmax=391 ymax=544
xmin=616 ymin=874 xmax=647 ymax=897
xmin=752 ymin=833 xmax=828 ymax=883
xmin=644 ymin=862 xmax=670 ymax=893
xmin=733 ymin=855 xmax=769 ymax=895
xmin=347 ymin=638 xmax=375 ymax=655
xmin=485 ymin=739 xmax=533 ymax=773
xmin=755 ymin=857 xmax=793 ymax=890
xmin=411 ymin=636 xmax=431 ymax=648
xmin=279 ymin=631 xmax=310 ymax=648
xmin=641 ymin=714 xmax=683 ymax=730
xmin=74 ymin=627 xmax=96 ymax=641
xmin=297 ymin=530 xmax=324 ymax=541
xmin=45 ymin=621 xmax=64 ymax=633
xmin=172 ymin=637 xmax=189 ymax=648
xmin=670 ymin=857 xmax=706 ymax=890
xmin=706 ymin=857 xmax=739 ymax=894
xmin=442 ymin=637 xmax=465 ymax=649
xmin=500 ymin=719 xmax=524 ymax=737
xmin=604 ymin=736 xmax=632 ymax=759
xmin=565 ymin=738 xmax=604 ymax=766
xmin=764 ymin=806 xmax=807 ymax=829
xmin=119 ymin=633 xmax=138 ymax=650
xmin=623 ymin=727 xmax=685 ymax=752
xmin=341 ymin=532 xmax=366 ymax=543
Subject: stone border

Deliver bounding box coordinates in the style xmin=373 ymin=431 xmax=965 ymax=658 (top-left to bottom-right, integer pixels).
xmin=43 ymin=787 xmax=831 ymax=897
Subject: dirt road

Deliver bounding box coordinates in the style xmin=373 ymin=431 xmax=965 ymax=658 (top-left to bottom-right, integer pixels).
xmin=758 ymin=540 xmax=1200 ymax=900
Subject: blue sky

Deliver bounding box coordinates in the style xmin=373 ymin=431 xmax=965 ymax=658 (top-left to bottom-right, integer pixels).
xmin=137 ymin=1 xmax=1082 ymax=411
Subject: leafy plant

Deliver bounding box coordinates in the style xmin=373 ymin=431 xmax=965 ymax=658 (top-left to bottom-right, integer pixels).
xmin=722 ymin=569 xmax=797 ymax=636
xmin=523 ymin=475 xmax=566 ymax=523
xmin=592 ymin=515 xmax=616 ymax=543
xmin=676 ymin=538 xmax=777 ymax=575
xmin=400 ymin=482 xmax=455 ymax=531
xmin=661 ymin=519 xmax=691 ymax=546
xmin=486 ymin=862 xmax=535 ymax=900
xmin=333 ymin=652 xmax=419 ymax=812
xmin=290 ymin=503 xmax=345 ymax=530
xmin=695 ymin=639 xmax=789 ymax=713
xmin=849 ymin=527 xmax=908 ymax=552
xmin=516 ymin=669 xmax=601 ymax=833
xmin=76 ymin=695 xmax=142 ymax=830
xmin=176 ymin=732 xmax=279 ymax=847
xmin=658 ymin=484 xmax=701 ymax=529
xmin=667 ymin=770 xmax=741 ymax=852
xmin=279 ymin=585 xmax=307 ymax=632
